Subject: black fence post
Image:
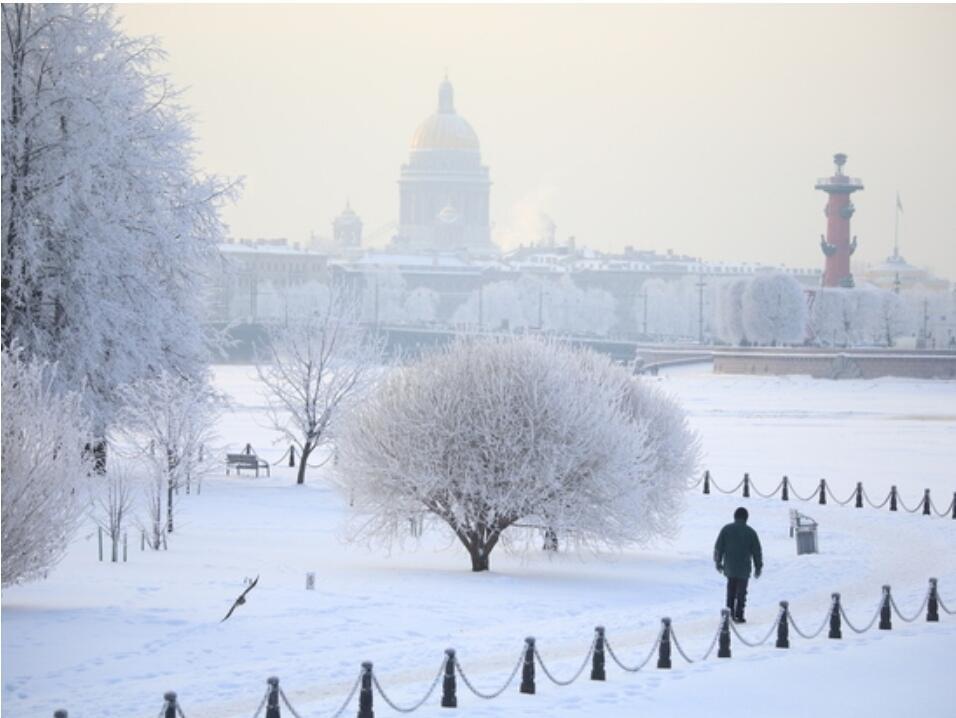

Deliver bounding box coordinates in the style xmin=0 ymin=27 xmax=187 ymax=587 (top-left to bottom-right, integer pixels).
xmin=829 ymin=593 xmax=842 ymax=639
xmin=922 ymin=489 xmax=931 ymax=516
xmin=703 ymin=470 xmax=710 ymax=495
xmin=441 ymin=648 xmax=457 ymax=708
xmin=54 ymin=711 xmax=67 ymax=718
xmin=718 ymin=608 xmax=732 ymax=658
xmin=855 ymin=482 xmax=863 ymax=508
xmin=781 ymin=476 xmax=789 ymax=501
xmin=952 ymin=492 xmax=956 ymax=520
xmin=742 ymin=473 xmax=750 ymax=498
xmin=927 ymin=578 xmax=939 ymax=622
xmin=818 ymin=479 xmax=827 ymax=505
xmin=357 ymin=662 xmax=374 ymax=718
xmin=266 ymin=676 xmax=280 ymax=718
xmin=591 ymin=626 xmax=606 ymax=681
xmin=776 ymin=601 xmax=789 ymax=648
xmin=657 ymin=618 xmax=672 ymax=669
xmin=162 ymin=691 xmax=177 ymax=718
xmin=289 ymin=446 xmax=296 ymax=468
xmin=520 ymin=637 xmax=536 ymax=695
xmin=879 ymin=586 xmax=892 ymax=630
xmin=889 ymin=486 xmax=898 ymax=512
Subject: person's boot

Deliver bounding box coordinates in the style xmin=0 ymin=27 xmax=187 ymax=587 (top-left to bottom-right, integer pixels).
xmin=733 ymin=612 xmax=746 ymax=624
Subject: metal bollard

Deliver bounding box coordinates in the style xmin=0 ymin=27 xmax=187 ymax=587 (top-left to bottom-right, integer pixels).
xmin=441 ymin=648 xmax=457 ymax=708
xmin=266 ymin=676 xmax=281 ymax=718
xmin=718 ymin=608 xmax=732 ymax=658
xmin=889 ymin=486 xmax=898 ymax=512
xmin=742 ymin=473 xmax=750 ymax=498
xmin=98 ymin=527 xmax=103 ymax=562
xmin=357 ymin=662 xmax=374 ymax=718
xmin=927 ymin=578 xmax=939 ymax=622
xmin=703 ymin=470 xmax=710 ymax=495
xmin=54 ymin=711 xmax=67 ymax=718
xmin=855 ymin=482 xmax=863 ymax=508
xmin=818 ymin=479 xmax=827 ymax=505
xmin=123 ymin=532 xmax=128 ymax=563
xmin=591 ymin=626 xmax=606 ymax=681
xmin=952 ymin=492 xmax=956 ymax=520
xmin=141 ymin=530 xmax=146 ymax=551
xmin=162 ymin=691 xmax=177 ymax=718
xmin=781 ymin=475 xmax=789 ymax=501
xmin=657 ymin=617 xmax=672 ymax=669
xmin=289 ymin=445 xmax=296 ymax=468
xmin=829 ymin=593 xmax=842 ymax=639
xmin=520 ymin=637 xmax=536 ymax=694
xmin=879 ymin=586 xmax=892 ymax=630
xmin=923 ymin=489 xmax=931 ymax=516
xmin=776 ymin=601 xmax=789 ymax=648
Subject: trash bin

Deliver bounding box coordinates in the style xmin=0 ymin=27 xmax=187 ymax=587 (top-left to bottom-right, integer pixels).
xmin=795 ymin=524 xmax=818 ymax=555
xmin=789 ymin=509 xmax=819 ymax=555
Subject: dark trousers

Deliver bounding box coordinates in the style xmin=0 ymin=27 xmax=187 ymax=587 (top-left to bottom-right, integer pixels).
xmin=726 ymin=576 xmax=749 ymax=618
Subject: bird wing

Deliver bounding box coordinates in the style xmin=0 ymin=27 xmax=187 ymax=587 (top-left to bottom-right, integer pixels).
xmin=221 ymin=599 xmax=240 ymax=623
xmin=239 ymin=574 xmax=260 ymax=600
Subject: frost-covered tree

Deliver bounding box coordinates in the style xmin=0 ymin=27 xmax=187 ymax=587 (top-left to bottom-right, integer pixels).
xmin=257 ymin=284 xmax=385 ymax=485
xmin=337 ymin=337 xmax=699 ymax=572
xmin=115 ymin=370 xmax=220 ymax=544
xmin=1 ymin=349 xmax=91 ymax=586
xmin=1 ymin=5 xmax=236 ymax=457
xmin=88 ymin=466 xmax=138 ymax=563
xmin=741 ymin=273 xmax=807 ymax=346
xmin=871 ymin=290 xmax=907 ymax=347
xmin=715 ymin=279 xmax=749 ymax=345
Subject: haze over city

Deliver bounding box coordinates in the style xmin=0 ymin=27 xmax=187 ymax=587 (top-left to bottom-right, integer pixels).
xmin=118 ymin=4 xmax=956 ymax=278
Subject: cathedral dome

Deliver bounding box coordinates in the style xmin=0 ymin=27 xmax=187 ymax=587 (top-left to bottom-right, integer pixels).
xmin=410 ymin=77 xmax=480 ymax=152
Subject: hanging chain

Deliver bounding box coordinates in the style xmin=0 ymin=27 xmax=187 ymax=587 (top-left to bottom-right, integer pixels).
xmin=730 ymin=609 xmax=783 ymax=646
xmin=698 ymin=618 xmax=724 ymax=661
xmin=604 ymin=628 xmax=663 ymax=672
xmin=890 ymin=592 xmax=930 ymax=623
xmin=277 ymin=689 xmax=303 ymax=718
xmin=251 ymin=688 xmax=270 ymax=718
xmin=371 ymin=659 xmax=446 ymax=713
xmin=840 ymin=600 xmax=883 ymax=634
xmin=751 ymin=479 xmax=783 ymax=499
xmin=787 ymin=602 xmax=832 ymax=640
xmin=862 ymin=488 xmax=891 ymax=509
xmin=534 ymin=639 xmax=595 ymax=686
xmin=454 ymin=650 xmax=524 ymax=700
xmin=825 ymin=483 xmax=856 ymax=506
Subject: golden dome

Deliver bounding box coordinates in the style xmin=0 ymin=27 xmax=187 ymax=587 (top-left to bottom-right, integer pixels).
xmin=409 ymin=77 xmax=480 ymax=152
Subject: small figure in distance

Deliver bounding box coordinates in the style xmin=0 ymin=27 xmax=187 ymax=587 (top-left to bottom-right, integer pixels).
xmin=714 ymin=507 xmax=763 ymax=623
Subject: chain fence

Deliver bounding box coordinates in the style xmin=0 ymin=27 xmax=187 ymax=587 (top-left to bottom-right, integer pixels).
xmin=700 ymin=470 xmax=953 ymax=519
xmin=52 ymin=578 xmax=950 ymax=718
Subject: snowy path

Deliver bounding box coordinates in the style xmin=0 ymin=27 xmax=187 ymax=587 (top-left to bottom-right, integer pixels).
xmin=2 ymin=366 xmax=955 ymax=717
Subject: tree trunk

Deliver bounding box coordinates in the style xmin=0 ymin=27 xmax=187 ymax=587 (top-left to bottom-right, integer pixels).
xmin=468 ymin=546 xmax=490 ymax=572
xmin=296 ymin=444 xmax=313 ymax=485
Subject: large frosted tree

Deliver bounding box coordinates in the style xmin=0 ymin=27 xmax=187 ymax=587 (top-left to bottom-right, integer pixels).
xmin=2 ymin=4 xmax=236 ymax=450
xmin=338 ymin=337 xmax=699 ymax=571
xmin=741 ymin=273 xmax=807 ymax=346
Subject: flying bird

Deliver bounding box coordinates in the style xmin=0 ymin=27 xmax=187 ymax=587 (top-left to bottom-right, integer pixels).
xmin=221 ymin=575 xmax=259 ymax=622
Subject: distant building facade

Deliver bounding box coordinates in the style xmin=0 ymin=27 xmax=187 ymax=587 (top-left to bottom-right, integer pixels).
xmin=390 ymin=77 xmax=495 ymax=254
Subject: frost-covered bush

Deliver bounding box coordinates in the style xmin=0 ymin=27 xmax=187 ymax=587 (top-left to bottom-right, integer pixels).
xmin=1 ymin=350 xmax=91 ymax=586
xmin=741 ymin=274 xmax=807 ymax=346
xmin=337 ymin=337 xmax=699 ymax=571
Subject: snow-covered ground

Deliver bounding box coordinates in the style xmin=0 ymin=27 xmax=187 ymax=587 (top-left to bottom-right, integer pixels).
xmin=3 ymin=365 xmax=955 ymax=717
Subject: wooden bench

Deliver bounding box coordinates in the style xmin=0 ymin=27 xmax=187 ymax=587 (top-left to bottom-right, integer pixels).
xmin=225 ymin=453 xmax=270 ymax=477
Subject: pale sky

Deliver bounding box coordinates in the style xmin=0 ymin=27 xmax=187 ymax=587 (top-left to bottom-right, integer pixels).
xmin=119 ymin=4 xmax=956 ymax=278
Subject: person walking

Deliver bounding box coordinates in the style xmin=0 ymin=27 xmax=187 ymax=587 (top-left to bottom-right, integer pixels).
xmin=714 ymin=507 xmax=763 ymax=623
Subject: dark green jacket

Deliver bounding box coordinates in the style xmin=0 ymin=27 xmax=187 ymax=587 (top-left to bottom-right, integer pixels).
xmin=714 ymin=519 xmax=763 ymax=578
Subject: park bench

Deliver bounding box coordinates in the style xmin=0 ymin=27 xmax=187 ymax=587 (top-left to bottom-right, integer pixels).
xmin=225 ymin=452 xmax=270 ymax=477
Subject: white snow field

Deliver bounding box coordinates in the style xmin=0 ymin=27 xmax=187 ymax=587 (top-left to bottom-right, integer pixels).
xmin=3 ymin=365 xmax=956 ymax=718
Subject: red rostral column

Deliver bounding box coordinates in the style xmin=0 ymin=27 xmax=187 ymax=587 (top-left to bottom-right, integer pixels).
xmin=816 ymin=153 xmax=864 ymax=288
